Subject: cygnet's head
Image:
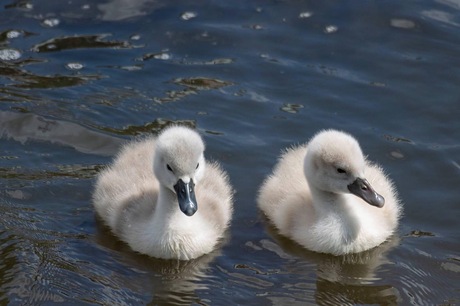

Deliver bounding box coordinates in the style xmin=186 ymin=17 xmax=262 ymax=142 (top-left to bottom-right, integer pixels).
xmin=304 ymin=130 xmax=384 ymax=207
xmin=153 ymin=126 xmax=206 ymax=216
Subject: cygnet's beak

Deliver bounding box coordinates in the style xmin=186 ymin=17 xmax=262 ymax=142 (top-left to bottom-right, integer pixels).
xmin=174 ymin=179 xmax=198 ymax=216
xmin=347 ymin=178 xmax=385 ymax=208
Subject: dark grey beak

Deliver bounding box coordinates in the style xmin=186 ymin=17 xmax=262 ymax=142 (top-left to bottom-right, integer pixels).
xmin=173 ymin=179 xmax=198 ymax=216
xmin=347 ymin=178 xmax=385 ymax=208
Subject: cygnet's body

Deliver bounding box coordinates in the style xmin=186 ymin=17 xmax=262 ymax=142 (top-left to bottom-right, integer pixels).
xmin=93 ymin=126 xmax=233 ymax=260
xmin=258 ymin=130 xmax=401 ymax=255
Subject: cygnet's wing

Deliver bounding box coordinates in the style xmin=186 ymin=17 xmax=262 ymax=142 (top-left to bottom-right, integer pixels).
xmin=195 ymin=161 xmax=234 ymax=233
xmin=93 ymin=137 xmax=160 ymax=234
xmin=364 ymin=161 xmax=402 ymax=228
xmin=257 ymin=144 xmax=313 ymax=233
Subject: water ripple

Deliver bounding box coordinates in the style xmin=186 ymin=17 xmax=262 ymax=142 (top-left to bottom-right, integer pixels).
xmin=32 ymin=34 xmax=132 ymax=53
xmin=0 ymin=49 xmax=21 ymax=61
xmin=154 ymin=77 xmax=233 ymax=103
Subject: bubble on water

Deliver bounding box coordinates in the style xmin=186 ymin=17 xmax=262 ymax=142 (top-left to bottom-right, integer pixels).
xmin=0 ymin=49 xmax=21 ymax=61
xmin=46 ymin=44 xmax=57 ymax=50
xmin=42 ymin=18 xmax=60 ymax=28
xmin=130 ymin=34 xmax=141 ymax=40
xmin=17 ymin=2 xmax=33 ymax=10
xmin=66 ymin=62 xmax=84 ymax=70
xmin=137 ymin=51 xmax=171 ymax=62
xmin=7 ymin=30 xmax=21 ymax=39
xmin=390 ymin=151 xmax=404 ymax=159
xmin=299 ymin=11 xmax=313 ymax=18
xmin=181 ymin=11 xmax=197 ymax=20
xmin=390 ymin=18 xmax=416 ymax=29
xmin=250 ymin=24 xmax=264 ymax=30
xmin=154 ymin=53 xmax=171 ymax=60
xmin=324 ymin=25 xmax=338 ymax=33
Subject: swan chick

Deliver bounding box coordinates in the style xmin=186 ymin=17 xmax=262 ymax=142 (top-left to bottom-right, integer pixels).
xmin=258 ymin=129 xmax=401 ymax=255
xmin=93 ymin=126 xmax=233 ymax=260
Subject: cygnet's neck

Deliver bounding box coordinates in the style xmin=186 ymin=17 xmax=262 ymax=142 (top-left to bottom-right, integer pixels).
xmin=155 ymin=185 xmax=189 ymax=223
xmin=307 ymin=182 xmax=361 ymax=242
xmin=308 ymin=184 xmax=346 ymax=214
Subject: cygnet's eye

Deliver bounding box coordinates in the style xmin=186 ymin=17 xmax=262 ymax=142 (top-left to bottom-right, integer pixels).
xmin=337 ymin=168 xmax=347 ymax=174
xmin=196 ymin=163 xmax=199 ymax=169
xmin=167 ymin=164 xmax=173 ymax=172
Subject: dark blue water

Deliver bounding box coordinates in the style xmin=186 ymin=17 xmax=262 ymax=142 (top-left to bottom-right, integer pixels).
xmin=1 ymin=0 xmax=459 ymax=304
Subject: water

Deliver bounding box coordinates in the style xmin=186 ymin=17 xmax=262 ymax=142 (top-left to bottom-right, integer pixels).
xmin=1 ymin=0 xmax=459 ymax=304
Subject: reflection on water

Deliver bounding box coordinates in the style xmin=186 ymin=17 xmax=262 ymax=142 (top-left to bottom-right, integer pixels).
xmin=249 ymin=218 xmax=402 ymax=305
xmin=95 ymin=217 xmax=224 ymax=305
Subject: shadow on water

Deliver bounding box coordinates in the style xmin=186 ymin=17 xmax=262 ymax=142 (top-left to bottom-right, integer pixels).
xmin=0 ymin=111 xmax=123 ymax=156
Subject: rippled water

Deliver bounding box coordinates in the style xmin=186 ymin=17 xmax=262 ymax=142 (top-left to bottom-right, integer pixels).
xmin=1 ymin=0 xmax=459 ymax=305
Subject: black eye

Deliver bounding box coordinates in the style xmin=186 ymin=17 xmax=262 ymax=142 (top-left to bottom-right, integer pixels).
xmin=167 ymin=164 xmax=173 ymax=172
xmin=337 ymin=168 xmax=347 ymax=174
xmin=196 ymin=163 xmax=199 ymax=169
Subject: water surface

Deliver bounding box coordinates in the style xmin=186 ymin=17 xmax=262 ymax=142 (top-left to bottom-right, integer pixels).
xmin=1 ymin=0 xmax=459 ymax=304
